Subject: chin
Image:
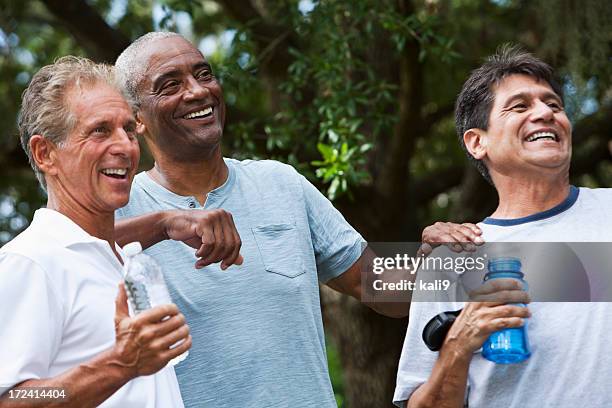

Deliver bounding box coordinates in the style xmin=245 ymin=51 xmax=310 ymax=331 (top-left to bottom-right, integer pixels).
xmin=107 ymin=195 xmax=130 ymax=211
xmin=526 ymin=161 xmax=571 ymax=175
xmin=192 ymin=134 xmax=223 ymax=153
xmin=196 ymin=128 xmax=223 ymax=143
xmin=526 ymin=151 xmax=570 ymax=166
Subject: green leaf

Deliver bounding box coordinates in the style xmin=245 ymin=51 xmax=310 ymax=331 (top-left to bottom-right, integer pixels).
xmin=327 ymin=129 xmax=339 ymax=143
xmin=340 ymin=142 xmax=348 ymax=156
xmin=317 ymin=142 xmax=334 ymax=161
xmin=360 ymin=143 xmax=373 ymax=153
xmin=328 ymin=177 xmax=340 ymax=200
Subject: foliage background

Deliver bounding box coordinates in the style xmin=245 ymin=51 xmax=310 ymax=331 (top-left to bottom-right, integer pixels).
xmin=0 ymin=0 xmax=610 ymax=406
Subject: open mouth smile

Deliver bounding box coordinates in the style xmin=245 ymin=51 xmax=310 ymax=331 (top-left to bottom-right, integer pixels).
xmin=100 ymin=168 xmax=128 ymax=179
xmin=182 ymin=106 xmax=213 ymax=120
xmin=525 ymin=131 xmax=559 ymax=142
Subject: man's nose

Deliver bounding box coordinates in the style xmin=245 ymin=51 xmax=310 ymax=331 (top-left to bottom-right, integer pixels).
xmin=530 ymin=99 xmax=555 ymax=122
xmin=183 ymin=76 xmax=208 ymax=101
xmin=109 ymin=128 xmax=139 ymax=156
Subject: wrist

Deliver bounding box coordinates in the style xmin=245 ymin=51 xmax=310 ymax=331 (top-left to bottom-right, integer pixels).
xmin=77 ymin=347 xmax=136 ymax=391
xmin=159 ymin=210 xmax=178 ymax=241
xmin=104 ymin=346 xmax=139 ymax=382
xmin=439 ymin=339 xmax=474 ymax=366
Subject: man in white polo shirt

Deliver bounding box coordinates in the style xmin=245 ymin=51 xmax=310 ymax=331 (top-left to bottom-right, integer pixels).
xmin=0 ymin=57 xmax=190 ymax=407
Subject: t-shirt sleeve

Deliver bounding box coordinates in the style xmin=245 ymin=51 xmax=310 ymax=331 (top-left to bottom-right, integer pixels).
xmin=0 ymin=253 xmax=63 ymax=394
xmin=394 ymin=249 xmax=468 ymax=406
xmin=298 ymin=174 xmax=366 ymax=283
xmin=393 ymin=300 xmax=443 ymax=406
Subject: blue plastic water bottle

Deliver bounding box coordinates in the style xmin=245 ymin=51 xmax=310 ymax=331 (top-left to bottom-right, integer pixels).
xmin=481 ymin=257 xmax=531 ymax=364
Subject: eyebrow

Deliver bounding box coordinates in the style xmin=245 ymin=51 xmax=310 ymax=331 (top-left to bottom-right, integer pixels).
xmin=86 ymin=118 xmax=110 ymax=128
xmin=503 ymin=91 xmax=563 ymax=107
xmin=152 ymin=62 xmax=213 ymax=89
xmin=193 ymin=61 xmax=212 ymax=72
xmin=123 ymin=118 xmax=137 ymax=128
xmin=86 ymin=117 xmax=136 ymax=130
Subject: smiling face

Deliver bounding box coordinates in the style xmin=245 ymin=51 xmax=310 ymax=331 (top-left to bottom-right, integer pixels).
xmin=136 ymin=36 xmax=225 ymax=161
xmin=47 ymin=83 xmax=139 ymax=213
xmin=468 ymin=74 xmax=572 ymax=182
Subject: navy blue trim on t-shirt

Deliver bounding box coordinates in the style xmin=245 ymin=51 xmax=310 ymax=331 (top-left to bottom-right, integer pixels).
xmin=483 ymin=185 xmax=579 ymax=226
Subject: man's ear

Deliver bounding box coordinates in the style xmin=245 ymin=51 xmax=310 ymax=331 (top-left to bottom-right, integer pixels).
xmin=29 ymin=135 xmax=58 ymax=177
xmin=135 ymin=111 xmax=146 ymax=135
xmin=463 ymin=129 xmax=487 ymax=160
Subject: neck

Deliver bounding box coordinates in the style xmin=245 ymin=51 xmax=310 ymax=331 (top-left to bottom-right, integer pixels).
xmin=490 ymin=172 xmax=571 ymax=219
xmin=148 ymin=146 xmax=228 ymax=205
xmin=45 ymin=192 xmax=119 ymax=259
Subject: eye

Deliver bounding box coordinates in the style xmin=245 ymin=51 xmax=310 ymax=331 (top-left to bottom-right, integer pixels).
xmin=124 ymin=124 xmax=137 ymax=138
xmin=196 ymin=69 xmax=213 ymax=81
xmin=160 ymin=80 xmax=180 ymax=93
xmin=547 ymin=102 xmax=562 ymax=111
xmin=92 ymin=126 xmax=109 ymax=135
xmin=510 ymin=103 xmax=527 ymax=112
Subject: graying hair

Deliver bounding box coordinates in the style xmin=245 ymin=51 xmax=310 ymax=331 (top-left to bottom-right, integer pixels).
xmin=18 ymin=55 xmax=131 ymax=190
xmin=115 ymin=31 xmax=184 ymax=107
xmin=455 ymin=44 xmax=563 ymax=185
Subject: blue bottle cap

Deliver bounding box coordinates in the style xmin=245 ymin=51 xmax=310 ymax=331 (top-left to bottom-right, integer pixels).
xmin=488 ymin=257 xmax=522 ymax=272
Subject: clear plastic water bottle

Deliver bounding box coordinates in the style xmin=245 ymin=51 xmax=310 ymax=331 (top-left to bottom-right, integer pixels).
xmin=122 ymin=241 xmax=188 ymax=366
xmin=481 ymin=257 xmax=531 ymax=364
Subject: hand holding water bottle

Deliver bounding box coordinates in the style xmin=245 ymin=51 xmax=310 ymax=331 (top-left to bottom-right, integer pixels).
xmin=111 ymin=283 xmax=192 ymax=377
xmin=119 ymin=241 xmax=190 ymax=369
xmin=441 ymin=277 xmax=531 ymax=359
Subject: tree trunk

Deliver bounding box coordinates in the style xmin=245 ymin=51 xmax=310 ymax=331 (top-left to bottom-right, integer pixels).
xmin=322 ymin=287 xmax=408 ymax=408
xmin=321 ymin=2 xmax=426 ymax=406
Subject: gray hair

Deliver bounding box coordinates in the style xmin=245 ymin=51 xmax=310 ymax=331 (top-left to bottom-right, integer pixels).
xmin=115 ymin=31 xmax=184 ymax=107
xmin=18 ymin=55 xmax=129 ymax=190
xmin=455 ymin=44 xmax=563 ymax=184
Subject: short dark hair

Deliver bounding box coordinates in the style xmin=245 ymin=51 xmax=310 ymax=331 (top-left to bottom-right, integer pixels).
xmin=454 ymin=44 xmax=564 ymax=183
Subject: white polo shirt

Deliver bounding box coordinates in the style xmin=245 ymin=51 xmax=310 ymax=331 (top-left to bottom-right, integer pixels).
xmin=0 ymin=208 xmax=184 ymax=407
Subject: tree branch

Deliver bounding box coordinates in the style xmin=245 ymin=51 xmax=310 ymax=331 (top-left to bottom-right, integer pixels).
xmin=376 ymin=1 xmax=422 ymax=201
xmin=214 ymin=0 xmax=293 ymax=44
xmin=214 ymin=0 xmax=299 ymax=113
xmin=40 ymin=0 xmax=130 ymax=62
xmin=214 ymin=0 xmax=263 ymax=28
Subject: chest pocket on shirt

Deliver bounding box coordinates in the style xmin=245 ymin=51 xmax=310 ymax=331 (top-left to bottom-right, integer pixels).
xmin=251 ymin=222 xmax=306 ymax=278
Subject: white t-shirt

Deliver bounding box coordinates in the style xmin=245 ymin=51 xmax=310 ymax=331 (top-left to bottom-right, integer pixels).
xmin=394 ymin=186 xmax=612 ymax=407
xmin=0 ymin=208 xmax=184 ymax=408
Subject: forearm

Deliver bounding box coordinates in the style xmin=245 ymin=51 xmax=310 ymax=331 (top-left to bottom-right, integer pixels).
xmin=327 ymin=247 xmax=413 ymax=318
xmin=407 ymin=346 xmax=471 ymax=408
xmin=115 ymin=211 xmax=170 ymax=249
xmin=364 ymin=300 xmax=410 ymax=318
xmin=0 ymin=348 xmax=133 ymax=408
xmin=363 ymin=268 xmax=414 ymax=318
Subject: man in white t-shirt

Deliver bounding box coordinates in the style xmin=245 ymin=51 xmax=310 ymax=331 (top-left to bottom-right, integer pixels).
xmin=0 ymin=57 xmax=190 ymax=407
xmin=394 ymin=46 xmax=612 ymax=407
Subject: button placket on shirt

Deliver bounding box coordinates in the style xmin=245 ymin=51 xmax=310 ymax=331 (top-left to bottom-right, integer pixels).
xmin=203 ymin=192 xmax=218 ymax=209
